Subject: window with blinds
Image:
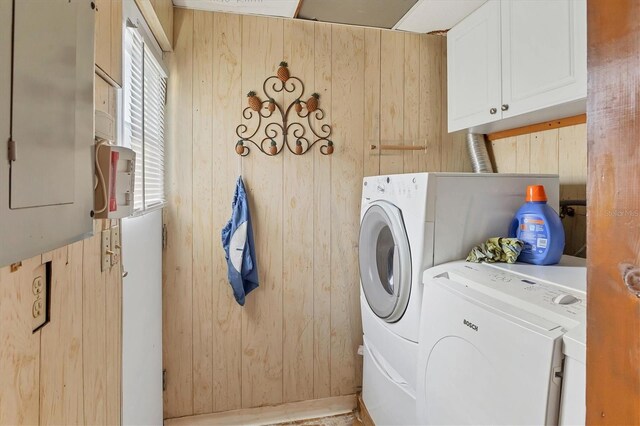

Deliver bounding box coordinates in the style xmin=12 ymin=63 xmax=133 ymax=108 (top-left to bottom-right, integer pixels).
xmin=123 ymin=26 xmax=167 ymax=213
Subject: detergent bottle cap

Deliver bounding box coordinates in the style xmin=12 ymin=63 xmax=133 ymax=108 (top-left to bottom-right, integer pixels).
xmin=526 ymin=185 xmax=547 ymax=202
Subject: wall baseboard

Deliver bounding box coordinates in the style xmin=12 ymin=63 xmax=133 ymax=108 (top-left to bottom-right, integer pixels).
xmin=164 ymin=395 xmax=357 ymax=426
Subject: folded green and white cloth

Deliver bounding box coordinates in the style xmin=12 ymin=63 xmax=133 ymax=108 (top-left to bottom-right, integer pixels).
xmin=466 ymin=237 xmax=524 ymax=264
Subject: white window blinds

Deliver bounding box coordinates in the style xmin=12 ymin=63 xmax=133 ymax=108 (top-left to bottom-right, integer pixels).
xmin=124 ymin=26 xmax=167 ymax=213
xmin=143 ymin=49 xmax=167 ymax=210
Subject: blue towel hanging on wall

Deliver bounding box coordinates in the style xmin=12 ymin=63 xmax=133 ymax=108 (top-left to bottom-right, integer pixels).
xmin=221 ymin=177 xmax=259 ymax=305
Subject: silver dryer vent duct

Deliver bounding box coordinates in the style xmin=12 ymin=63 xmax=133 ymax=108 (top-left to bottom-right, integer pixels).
xmin=466 ymin=133 xmax=494 ymax=173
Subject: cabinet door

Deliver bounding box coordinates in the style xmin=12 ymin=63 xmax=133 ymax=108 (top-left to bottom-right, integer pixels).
xmin=501 ymin=0 xmax=586 ymax=118
xmin=447 ymin=0 xmax=502 ymax=132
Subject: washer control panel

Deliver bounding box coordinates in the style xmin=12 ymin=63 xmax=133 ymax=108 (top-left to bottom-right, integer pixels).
xmin=362 ymin=174 xmax=426 ymax=201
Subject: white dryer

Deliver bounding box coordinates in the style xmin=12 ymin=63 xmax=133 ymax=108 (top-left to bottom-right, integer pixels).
xmin=417 ymin=257 xmax=586 ymax=425
xmin=359 ymin=173 xmax=560 ymax=425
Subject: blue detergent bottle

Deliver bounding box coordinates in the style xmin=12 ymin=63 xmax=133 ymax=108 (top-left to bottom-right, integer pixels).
xmin=509 ymin=185 xmax=565 ymax=265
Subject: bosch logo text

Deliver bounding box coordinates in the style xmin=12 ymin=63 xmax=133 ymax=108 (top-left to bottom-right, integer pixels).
xmin=463 ymin=319 xmax=478 ymax=331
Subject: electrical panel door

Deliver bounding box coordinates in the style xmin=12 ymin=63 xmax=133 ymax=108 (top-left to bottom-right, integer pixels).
xmin=0 ymin=0 xmax=95 ymax=267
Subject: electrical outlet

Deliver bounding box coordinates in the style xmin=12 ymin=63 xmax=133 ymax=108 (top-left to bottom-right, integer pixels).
xmin=110 ymin=225 xmax=121 ymax=267
xmin=32 ymin=264 xmax=48 ymax=332
xmin=101 ymin=229 xmax=112 ymax=272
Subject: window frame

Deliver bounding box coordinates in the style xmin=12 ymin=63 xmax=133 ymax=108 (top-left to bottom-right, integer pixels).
xmin=121 ymin=0 xmax=168 ymax=216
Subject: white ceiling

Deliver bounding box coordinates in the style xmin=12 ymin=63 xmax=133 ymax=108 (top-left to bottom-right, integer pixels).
xmin=172 ymin=0 xmax=488 ymax=33
xmin=172 ymin=0 xmax=299 ymax=18
xmin=394 ymin=0 xmax=487 ymax=33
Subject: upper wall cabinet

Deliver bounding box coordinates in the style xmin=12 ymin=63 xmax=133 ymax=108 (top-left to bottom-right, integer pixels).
xmin=95 ymin=0 xmax=123 ymax=86
xmin=447 ymin=0 xmax=587 ymax=133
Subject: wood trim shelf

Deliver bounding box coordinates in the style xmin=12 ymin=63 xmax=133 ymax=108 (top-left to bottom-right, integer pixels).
xmin=487 ymin=113 xmax=586 ymax=141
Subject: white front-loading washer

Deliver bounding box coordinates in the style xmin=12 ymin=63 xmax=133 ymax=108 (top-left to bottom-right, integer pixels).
xmin=417 ymin=258 xmax=586 ymax=425
xmin=359 ymin=172 xmax=561 ymax=425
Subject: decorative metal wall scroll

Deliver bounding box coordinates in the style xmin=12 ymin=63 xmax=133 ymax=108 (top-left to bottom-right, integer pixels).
xmin=234 ymin=62 xmax=334 ymax=157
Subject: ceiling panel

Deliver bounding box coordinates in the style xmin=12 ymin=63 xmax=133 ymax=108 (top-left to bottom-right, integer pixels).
xmin=172 ymin=0 xmax=299 ymax=18
xmin=298 ymin=0 xmax=418 ymax=29
xmin=394 ymin=0 xmax=487 ymax=33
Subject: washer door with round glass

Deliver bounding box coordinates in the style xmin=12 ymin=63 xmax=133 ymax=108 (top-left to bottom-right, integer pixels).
xmin=359 ymin=201 xmax=412 ymax=323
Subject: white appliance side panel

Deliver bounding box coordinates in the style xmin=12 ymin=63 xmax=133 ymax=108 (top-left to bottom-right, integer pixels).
xmin=559 ymin=357 xmax=586 ymax=426
xmin=417 ymin=280 xmax=563 ymax=425
xmin=360 ymin=295 xmax=420 ymax=393
xmin=122 ymin=210 xmax=163 ymax=425
xmin=363 ymin=339 xmax=417 ymax=426
xmin=431 ymin=175 xmax=559 ymax=266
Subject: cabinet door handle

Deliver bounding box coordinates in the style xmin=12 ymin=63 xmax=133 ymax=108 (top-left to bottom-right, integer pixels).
xmin=489 ymin=107 xmax=497 ymax=115
xmin=501 ymin=104 xmax=509 ymax=111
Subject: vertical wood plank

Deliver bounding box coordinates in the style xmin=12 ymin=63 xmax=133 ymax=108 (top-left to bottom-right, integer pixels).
xmin=95 ymin=0 xmax=111 ymax=77
xmin=163 ymin=7 xmax=194 ymax=418
xmin=40 ymin=244 xmax=84 ymax=425
xmin=0 ymin=257 xmax=41 ymax=426
xmin=282 ymin=19 xmax=315 ymax=404
xmin=330 ymin=24 xmax=364 ymax=396
xmin=379 ymin=31 xmax=404 ymax=175
xmin=210 ymin=11 xmax=243 ymax=413
xmin=105 ymin=237 xmax=122 ymax=426
xmin=402 ymin=33 xmax=421 ymax=173
xmin=558 ymin=124 xmax=587 ymax=255
xmin=491 ymin=137 xmax=517 ymax=173
xmin=419 ymin=35 xmax=443 ymax=172
xmin=529 ymin=129 xmax=559 ymax=174
xmin=515 ymin=134 xmax=531 ymax=173
xmin=240 ymin=14 xmax=284 ymax=408
xmin=440 ymin=39 xmax=471 ymax=172
xmin=313 ymin=21 xmax=332 ymax=401
xmin=83 ymin=227 xmax=107 ymax=425
xmin=558 ymin=124 xmax=587 ymax=203
xmin=363 ymin=28 xmax=380 ymax=177
xmin=110 ymin=0 xmax=123 ymax=85
xmin=192 ymin=10 xmax=214 ymax=415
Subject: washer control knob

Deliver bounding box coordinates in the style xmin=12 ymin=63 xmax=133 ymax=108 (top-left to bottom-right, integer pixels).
xmin=552 ymin=293 xmax=579 ymax=305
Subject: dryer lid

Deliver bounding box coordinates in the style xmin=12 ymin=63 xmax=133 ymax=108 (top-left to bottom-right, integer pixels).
xmin=359 ymin=201 xmax=412 ymax=322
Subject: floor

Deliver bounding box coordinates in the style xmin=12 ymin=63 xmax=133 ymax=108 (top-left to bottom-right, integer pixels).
xmin=272 ymin=412 xmax=359 ymax=426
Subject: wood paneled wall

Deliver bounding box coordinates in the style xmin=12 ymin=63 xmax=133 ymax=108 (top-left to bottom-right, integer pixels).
xmin=163 ymin=8 xmax=470 ymax=420
xmin=490 ymin=123 xmax=587 ymax=256
xmin=0 ymin=76 xmax=122 ymax=426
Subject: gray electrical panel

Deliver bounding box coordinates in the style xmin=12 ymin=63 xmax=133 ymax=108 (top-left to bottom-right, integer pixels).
xmin=1 ymin=0 xmax=95 ymax=267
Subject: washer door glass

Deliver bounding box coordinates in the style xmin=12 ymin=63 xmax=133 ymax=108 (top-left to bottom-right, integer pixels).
xmin=359 ymin=202 xmax=412 ymax=322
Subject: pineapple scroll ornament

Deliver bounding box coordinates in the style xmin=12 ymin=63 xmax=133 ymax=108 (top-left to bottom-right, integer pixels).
xmin=235 ymin=61 xmax=334 ymax=157
xmin=247 ymin=91 xmax=262 ymax=112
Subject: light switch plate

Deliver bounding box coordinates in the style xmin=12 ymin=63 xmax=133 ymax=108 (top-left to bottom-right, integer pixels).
xmin=101 ymin=229 xmax=111 ymax=272
xmin=110 ymin=225 xmax=120 ymax=267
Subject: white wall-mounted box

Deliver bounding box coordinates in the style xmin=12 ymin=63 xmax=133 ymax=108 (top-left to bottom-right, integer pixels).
xmin=0 ymin=0 xmax=95 ymax=267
